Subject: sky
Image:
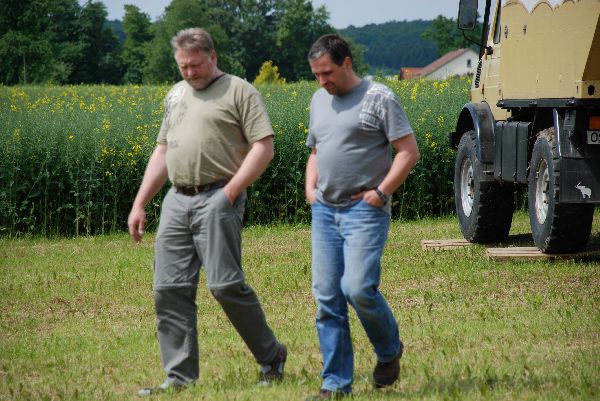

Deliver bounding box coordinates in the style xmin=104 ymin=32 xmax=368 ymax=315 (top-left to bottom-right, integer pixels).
xmin=87 ymin=0 xmax=487 ymax=28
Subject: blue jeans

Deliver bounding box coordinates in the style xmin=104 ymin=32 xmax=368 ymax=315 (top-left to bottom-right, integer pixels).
xmin=311 ymin=200 xmax=402 ymax=393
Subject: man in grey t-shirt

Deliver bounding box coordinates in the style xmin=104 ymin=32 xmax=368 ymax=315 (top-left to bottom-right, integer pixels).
xmin=304 ymin=34 xmax=420 ymax=400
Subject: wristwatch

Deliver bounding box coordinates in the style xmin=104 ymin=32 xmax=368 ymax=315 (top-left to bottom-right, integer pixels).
xmin=373 ymin=188 xmax=389 ymax=203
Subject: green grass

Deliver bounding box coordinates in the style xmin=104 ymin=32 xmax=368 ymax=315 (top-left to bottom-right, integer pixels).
xmin=1 ymin=211 xmax=599 ymax=400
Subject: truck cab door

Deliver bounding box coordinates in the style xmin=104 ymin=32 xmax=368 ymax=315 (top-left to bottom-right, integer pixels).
xmin=478 ymin=0 xmax=509 ymax=120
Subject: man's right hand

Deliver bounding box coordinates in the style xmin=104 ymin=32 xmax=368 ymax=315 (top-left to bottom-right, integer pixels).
xmin=306 ymin=188 xmax=317 ymax=205
xmin=128 ymin=206 xmax=146 ymax=242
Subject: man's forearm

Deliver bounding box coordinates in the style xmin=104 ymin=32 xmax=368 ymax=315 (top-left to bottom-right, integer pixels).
xmin=378 ymin=134 xmax=420 ymax=196
xmin=305 ymin=150 xmax=317 ymax=193
xmin=133 ymin=144 xmax=169 ymax=209
xmin=225 ymin=136 xmax=274 ymax=199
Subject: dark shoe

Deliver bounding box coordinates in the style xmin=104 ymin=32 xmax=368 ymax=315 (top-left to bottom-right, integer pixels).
xmin=373 ymin=353 xmax=401 ymax=388
xmin=304 ymin=389 xmax=349 ymax=400
xmin=137 ymin=380 xmax=188 ymax=396
xmin=257 ymin=344 xmax=287 ymax=385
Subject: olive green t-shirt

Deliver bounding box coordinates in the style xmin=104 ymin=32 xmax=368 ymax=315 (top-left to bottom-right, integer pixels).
xmin=157 ymin=74 xmax=274 ymax=186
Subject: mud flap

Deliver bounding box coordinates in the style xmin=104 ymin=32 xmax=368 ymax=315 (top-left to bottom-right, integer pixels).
xmin=560 ymin=158 xmax=600 ymax=202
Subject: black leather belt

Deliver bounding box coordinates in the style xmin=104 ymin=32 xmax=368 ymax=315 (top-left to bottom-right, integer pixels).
xmin=175 ymin=180 xmax=227 ymax=196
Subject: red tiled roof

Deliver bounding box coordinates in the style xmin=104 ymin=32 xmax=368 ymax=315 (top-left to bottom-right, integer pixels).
xmin=400 ymin=67 xmax=422 ymax=79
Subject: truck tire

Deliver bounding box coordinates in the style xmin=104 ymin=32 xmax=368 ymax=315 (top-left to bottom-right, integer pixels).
xmin=454 ymin=132 xmax=515 ymax=243
xmin=528 ymin=129 xmax=594 ymax=253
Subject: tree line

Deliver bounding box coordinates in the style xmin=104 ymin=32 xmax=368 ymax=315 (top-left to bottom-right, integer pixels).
xmin=1 ymin=0 xmax=363 ymax=85
xmin=1 ymin=0 xmax=480 ymax=85
xmin=341 ymin=16 xmax=483 ymax=75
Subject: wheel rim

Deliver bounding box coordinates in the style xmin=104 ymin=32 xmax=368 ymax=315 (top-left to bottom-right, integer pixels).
xmin=460 ymin=157 xmax=474 ymax=217
xmin=534 ymin=159 xmax=550 ymax=224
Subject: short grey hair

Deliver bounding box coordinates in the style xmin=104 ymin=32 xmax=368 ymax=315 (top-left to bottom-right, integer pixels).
xmin=171 ymin=28 xmax=214 ymax=53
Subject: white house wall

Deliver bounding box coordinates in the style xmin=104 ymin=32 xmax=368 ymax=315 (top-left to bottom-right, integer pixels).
xmin=425 ymin=50 xmax=479 ymax=80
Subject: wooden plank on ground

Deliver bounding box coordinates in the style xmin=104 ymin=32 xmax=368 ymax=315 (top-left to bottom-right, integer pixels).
xmin=421 ymin=239 xmax=472 ymax=250
xmin=486 ymin=245 xmax=600 ymax=261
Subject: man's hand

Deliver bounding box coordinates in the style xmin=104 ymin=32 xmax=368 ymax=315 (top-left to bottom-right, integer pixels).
xmin=305 ymin=149 xmax=318 ymax=205
xmin=222 ymin=184 xmax=238 ymax=205
xmin=128 ymin=206 xmax=146 ymax=242
xmin=351 ymin=189 xmax=385 ymax=207
xmin=224 ymin=136 xmax=274 ymax=205
xmin=306 ymin=187 xmax=317 ymax=205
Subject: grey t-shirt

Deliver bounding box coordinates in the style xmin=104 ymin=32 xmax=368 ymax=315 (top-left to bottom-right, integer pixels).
xmin=306 ymin=79 xmax=413 ymax=212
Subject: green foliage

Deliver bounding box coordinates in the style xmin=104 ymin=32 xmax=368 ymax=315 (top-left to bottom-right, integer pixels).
xmin=70 ymin=2 xmax=124 ymax=84
xmin=121 ymin=5 xmax=153 ymax=84
xmin=0 ymin=0 xmax=68 ymax=84
xmin=0 ymin=1 xmax=472 ymax=85
xmin=341 ymin=20 xmax=439 ymax=71
xmin=1 ymin=213 xmax=599 ymax=400
xmin=422 ymin=15 xmax=483 ymax=57
xmin=253 ymin=61 xmax=286 ymax=85
xmin=0 ymin=77 xmax=470 ymax=236
xmin=273 ymin=0 xmax=335 ymax=81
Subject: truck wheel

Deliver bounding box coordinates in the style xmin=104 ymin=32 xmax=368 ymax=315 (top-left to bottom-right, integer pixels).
xmin=528 ymin=129 xmax=594 ymax=253
xmin=454 ymin=132 xmax=515 ymax=242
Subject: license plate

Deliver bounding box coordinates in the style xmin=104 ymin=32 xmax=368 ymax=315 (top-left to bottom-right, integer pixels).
xmin=588 ymin=131 xmax=600 ymax=145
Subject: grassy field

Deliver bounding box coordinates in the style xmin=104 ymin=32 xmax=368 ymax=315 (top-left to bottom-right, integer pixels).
xmin=0 ymin=211 xmax=599 ymax=401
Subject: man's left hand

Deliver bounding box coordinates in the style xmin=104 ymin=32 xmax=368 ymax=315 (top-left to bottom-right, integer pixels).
xmin=223 ymin=184 xmax=238 ymax=205
xmin=351 ymin=190 xmax=384 ymax=207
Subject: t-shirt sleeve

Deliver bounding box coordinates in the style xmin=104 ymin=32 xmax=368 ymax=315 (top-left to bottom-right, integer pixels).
xmin=238 ymin=84 xmax=275 ymax=144
xmin=382 ymin=92 xmax=413 ymax=142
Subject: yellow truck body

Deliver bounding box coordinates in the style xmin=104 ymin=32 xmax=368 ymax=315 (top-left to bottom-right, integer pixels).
xmin=451 ymin=0 xmax=600 ymax=253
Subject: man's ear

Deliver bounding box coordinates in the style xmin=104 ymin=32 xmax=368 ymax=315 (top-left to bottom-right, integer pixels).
xmin=343 ymin=56 xmax=353 ymax=70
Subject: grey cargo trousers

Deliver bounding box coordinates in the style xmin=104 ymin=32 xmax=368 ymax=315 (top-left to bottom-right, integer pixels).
xmin=153 ymin=186 xmax=280 ymax=385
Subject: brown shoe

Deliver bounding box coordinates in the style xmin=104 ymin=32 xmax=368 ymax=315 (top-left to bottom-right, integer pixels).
xmin=257 ymin=344 xmax=287 ymax=385
xmin=304 ymin=389 xmax=350 ymax=400
xmin=373 ymin=353 xmax=401 ymax=388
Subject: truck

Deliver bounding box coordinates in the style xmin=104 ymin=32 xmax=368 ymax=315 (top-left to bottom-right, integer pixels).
xmin=450 ymin=0 xmax=600 ymax=253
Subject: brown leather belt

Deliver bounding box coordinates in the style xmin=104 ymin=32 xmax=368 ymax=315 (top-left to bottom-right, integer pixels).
xmin=175 ymin=180 xmax=227 ymax=196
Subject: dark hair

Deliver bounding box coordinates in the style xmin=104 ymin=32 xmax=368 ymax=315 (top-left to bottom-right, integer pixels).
xmin=171 ymin=28 xmax=214 ymax=54
xmin=307 ymin=34 xmax=353 ymax=66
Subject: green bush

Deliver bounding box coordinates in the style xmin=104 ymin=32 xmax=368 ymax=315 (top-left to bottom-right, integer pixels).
xmin=0 ymin=77 xmax=470 ymax=236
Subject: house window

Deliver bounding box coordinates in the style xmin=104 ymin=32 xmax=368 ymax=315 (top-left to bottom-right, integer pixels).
xmin=467 ymin=59 xmax=472 ymax=68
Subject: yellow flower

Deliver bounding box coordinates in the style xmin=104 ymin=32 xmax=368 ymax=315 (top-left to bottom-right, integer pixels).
xmin=437 ymin=115 xmax=445 ymax=128
xmin=410 ymin=84 xmax=418 ymax=102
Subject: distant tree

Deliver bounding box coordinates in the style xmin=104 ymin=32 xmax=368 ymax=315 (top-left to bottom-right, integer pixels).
xmin=422 ymin=15 xmax=482 ymax=57
xmin=211 ymin=0 xmax=278 ymax=81
xmin=46 ymin=0 xmax=84 ymax=83
xmin=341 ymin=20 xmax=438 ymax=72
xmin=121 ymin=5 xmax=152 ymax=84
xmin=69 ymin=1 xmax=123 ymax=83
xmin=273 ymin=0 xmax=335 ymax=81
xmin=0 ymin=0 xmax=56 ymax=84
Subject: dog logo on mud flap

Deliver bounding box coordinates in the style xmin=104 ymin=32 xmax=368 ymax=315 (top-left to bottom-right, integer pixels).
xmin=575 ymin=182 xmax=591 ymax=199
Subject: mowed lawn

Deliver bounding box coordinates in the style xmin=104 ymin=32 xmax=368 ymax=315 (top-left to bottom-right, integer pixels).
xmin=0 ymin=211 xmax=598 ymax=401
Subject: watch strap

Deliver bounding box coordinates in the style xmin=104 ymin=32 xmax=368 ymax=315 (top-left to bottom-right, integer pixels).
xmin=374 ymin=187 xmax=389 ymax=203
